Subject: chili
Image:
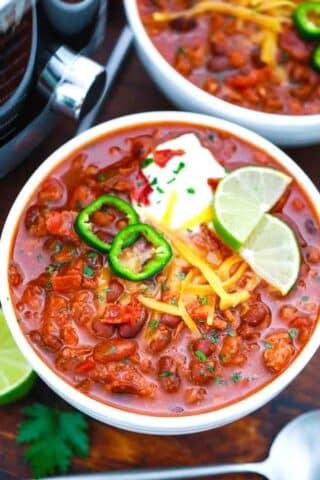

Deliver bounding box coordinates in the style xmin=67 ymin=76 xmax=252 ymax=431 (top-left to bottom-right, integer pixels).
xmin=75 ymin=194 xmax=139 ymax=253
xmin=109 ymin=223 xmax=172 ymax=281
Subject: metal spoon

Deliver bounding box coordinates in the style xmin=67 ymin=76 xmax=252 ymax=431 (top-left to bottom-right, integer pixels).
xmin=46 ymin=410 xmax=320 ymax=480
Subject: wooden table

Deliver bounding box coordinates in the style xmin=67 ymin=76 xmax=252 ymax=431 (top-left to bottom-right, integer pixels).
xmin=1 ymin=2 xmax=319 ymax=479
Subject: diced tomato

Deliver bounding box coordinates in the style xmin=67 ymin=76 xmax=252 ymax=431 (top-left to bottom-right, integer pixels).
xmin=153 ymin=149 xmax=184 ymax=167
xmin=51 ymin=274 xmax=82 ymax=292
xmin=131 ymin=170 xmax=153 ymax=205
xmin=45 ymin=211 xmax=78 ymax=241
xmin=75 ymin=359 xmax=96 ymax=374
xmin=225 ymin=67 xmax=271 ymax=89
xmin=207 ymin=178 xmax=221 ymax=191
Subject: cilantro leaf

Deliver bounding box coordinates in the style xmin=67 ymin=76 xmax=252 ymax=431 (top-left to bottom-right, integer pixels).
xmin=17 ymin=403 xmax=89 ymax=479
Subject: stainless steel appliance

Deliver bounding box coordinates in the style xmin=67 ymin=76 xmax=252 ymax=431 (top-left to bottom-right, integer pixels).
xmin=0 ymin=0 xmax=108 ymax=176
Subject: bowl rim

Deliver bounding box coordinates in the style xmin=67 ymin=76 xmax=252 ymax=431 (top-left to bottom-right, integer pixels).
xmin=1 ymin=111 xmax=320 ymax=434
xmin=124 ymin=0 xmax=320 ymax=127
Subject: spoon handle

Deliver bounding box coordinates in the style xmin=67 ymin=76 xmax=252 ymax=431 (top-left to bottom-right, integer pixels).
xmin=44 ymin=460 xmax=271 ymax=480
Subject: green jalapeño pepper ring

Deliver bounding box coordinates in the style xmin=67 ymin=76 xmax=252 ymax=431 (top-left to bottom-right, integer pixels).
xmin=293 ymin=2 xmax=320 ymax=40
xmin=109 ymin=223 xmax=172 ymax=281
xmin=312 ymin=44 xmax=320 ymax=71
xmin=75 ymin=194 xmax=139 ymax=253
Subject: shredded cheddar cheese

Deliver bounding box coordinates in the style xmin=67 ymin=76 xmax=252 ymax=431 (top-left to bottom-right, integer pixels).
xmin=138 ymin=295 xmax=181 ymax=316
xmin=178 ymin=271 xmax=201 ymax=336
xmin=162 ymin=189 xmax=178 ymax=226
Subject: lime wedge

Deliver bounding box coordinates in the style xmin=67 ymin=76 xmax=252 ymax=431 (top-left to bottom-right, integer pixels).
xmin=0 ymin=309 xmax=35 ymax=405
xmin=241 ymin=214 xmax=300 ymax=295
xmin=213 ymin=166 xmax=292 ymax=250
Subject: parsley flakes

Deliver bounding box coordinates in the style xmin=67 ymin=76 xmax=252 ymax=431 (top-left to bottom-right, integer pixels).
xmin=289 ymin=328 xmax=298 ymax=339
xmin=195 ymin=350 xmax=207 ymax=362
xmin=159 ymin=371 xmax=173 ymax=377
xmin=83 ymin=265 xmax=95 ymax=278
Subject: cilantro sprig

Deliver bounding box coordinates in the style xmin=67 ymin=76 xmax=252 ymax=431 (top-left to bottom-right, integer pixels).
xmin=17 ymin=403 xmax=89 ymax=479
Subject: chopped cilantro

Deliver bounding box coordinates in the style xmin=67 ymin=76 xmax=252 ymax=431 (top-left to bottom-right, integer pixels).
xmin=167 ymin=178 xmax=176 ymax=184
xmin=173 ymin=162 xmax=185 ymax=174
xmin=97 ymin=172 xmax=107 ymax=182
xmin=289 ymin=328 xmax=298 ymax=339
xmin=169 ymin=299 xmax=178 ymax=306
xmin=161 ymin=281 xmax=168 ymax=292
xmin=141 ymin=157 xmax=153 ymax=168
xmin=195 ymin=350 xmax=207 ymax=362
xmin=301 ymin=295 xmax=309 ymax=302
xmin=122 ymin=358 xmax=129 ymax=365
xmin=214 ymin=376 xmax=227 ymax=385
xmin=36 ymin=254 xmax=43 ymax=263
xmin=149 ymin=320 xmax=159 ymax=329
xmin=178 ymin=271 xmax=186 ymax=280
xmin=206 ymin=365 xmax=215 ymax=374
xmin=186 ymin=187 xmax=196 ymax=194
xmin=188 ymin=343 xmax=194 ymax=350
xmin=83 ymin=265 xmax=95 ymax=278
xmin=156 ymin=186 xmax=164 ymax=194
xmin=136 ymin=180 xmax=144 ymax=187
xmin=264 ymin=342 xmax=272 ymax=350
xmin=75 ymin=200 xmax=82 ymax=209
xmin=219 ymin=354 xmax=226 ymax=362
xmin=17 ymin=403 xmax=89 ymax=479
xmin=54 ymin=243 xmax=62 ymax=253
xmin=231 ymin=372 xmax=242 ymax=384
xmin=176 ymin=46 xmax=186 ymax=55
xmin=201 ymin=296 xmax=208 ymax=305
xmin=150 ymin=177 xmax=158 ymax=186
xmin=104 ymin=287 xmax=111 ymax=293
xmin=47 ymin=265 xmax=55 ymax=275
xmin=159 ymin=371 xmax=173 ymax=377
xmin=96 ymin=294 xmax=105 ymax=302
xmin=87 ymin=251 xmax=98 ymax=258
xmin=46 ymin=280 xmax=52 ymax=289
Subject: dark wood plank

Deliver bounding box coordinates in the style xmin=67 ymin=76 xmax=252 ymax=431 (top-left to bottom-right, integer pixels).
xmin=0 ymin=2 xmax=319 ymax=479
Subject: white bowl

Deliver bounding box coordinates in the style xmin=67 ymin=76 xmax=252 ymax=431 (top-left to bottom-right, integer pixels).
xmin=1 ymin=112 xmax=320 ymax=434
xmin=124 ymin=1 xmax=320 ymax=147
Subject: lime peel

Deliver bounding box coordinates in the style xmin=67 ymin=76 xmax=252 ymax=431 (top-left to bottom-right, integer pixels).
xmin=0 ymin=309 xmax=35 ymax=405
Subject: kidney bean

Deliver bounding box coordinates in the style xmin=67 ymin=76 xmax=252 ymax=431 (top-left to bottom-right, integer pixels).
xmin=38 ymin=178 xmax=64 ymax=205
xmin=290 ymin=316 xmax=312 ymax=345
xmin=189 ymin=359 xmax=215 ymax=385
xmin=192 ymin=339 xmax=213 ymax=357
xmin=106 ymin=280 xmax=124 ymax=303
xmin=220 ymin=335 xmax=246 ymax=366
xmin=158 ymin=356 xmax=180 ymax=393
xmin=242 ymin=302 xmax=271 ymax=327
xmin=93 ymin=339 xmax=137 ymax=363
xmin=61 ymin=324 xmax=79 ymax=346
xmin=279 ymin=305 xmax=298 ymax=322
xmin=148 ymin=325 xmax=171 ymax=354
xmin=119 ymin=317 xmax=146 ymax=338
xmin=306 ymin=246 xmax=320 ymax=264
xmin=92 ymin=320 xmax=115 ymax=338
xmin=100 ymin=362 xmax=157 ymax=397
xmin=160 ymin=313 xmax=181 ymax=328
xmin=21 ymin=285 xmax=45 ymax=312
xmin=9 ymin=263 xmax=23 ymax=287
xmin=170 ymin=16 xmax=197 ymax=32
xmin=305 ymin=218 xmax=318 ymax=235
xmin=25 ymin=206 xmax=47 ymax=237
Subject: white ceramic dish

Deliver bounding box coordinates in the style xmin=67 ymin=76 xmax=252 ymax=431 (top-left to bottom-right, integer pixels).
xmin=1 ymin=111 xmax=320 ymax=435
xmin=124 ymin=1 xmax=320 ymax=147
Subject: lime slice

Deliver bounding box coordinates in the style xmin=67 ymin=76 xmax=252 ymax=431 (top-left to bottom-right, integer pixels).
xmin=213 ymin=166 xmax=292 ymax=250
xmin=0 ymin=309 xmax=35 ymax=405
xmin=241 ymin=214 xmax=300 ymax=295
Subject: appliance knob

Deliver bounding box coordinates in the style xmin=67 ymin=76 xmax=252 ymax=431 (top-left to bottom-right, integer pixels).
xmin=39 ymin=46 xmax=107 ymax=121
